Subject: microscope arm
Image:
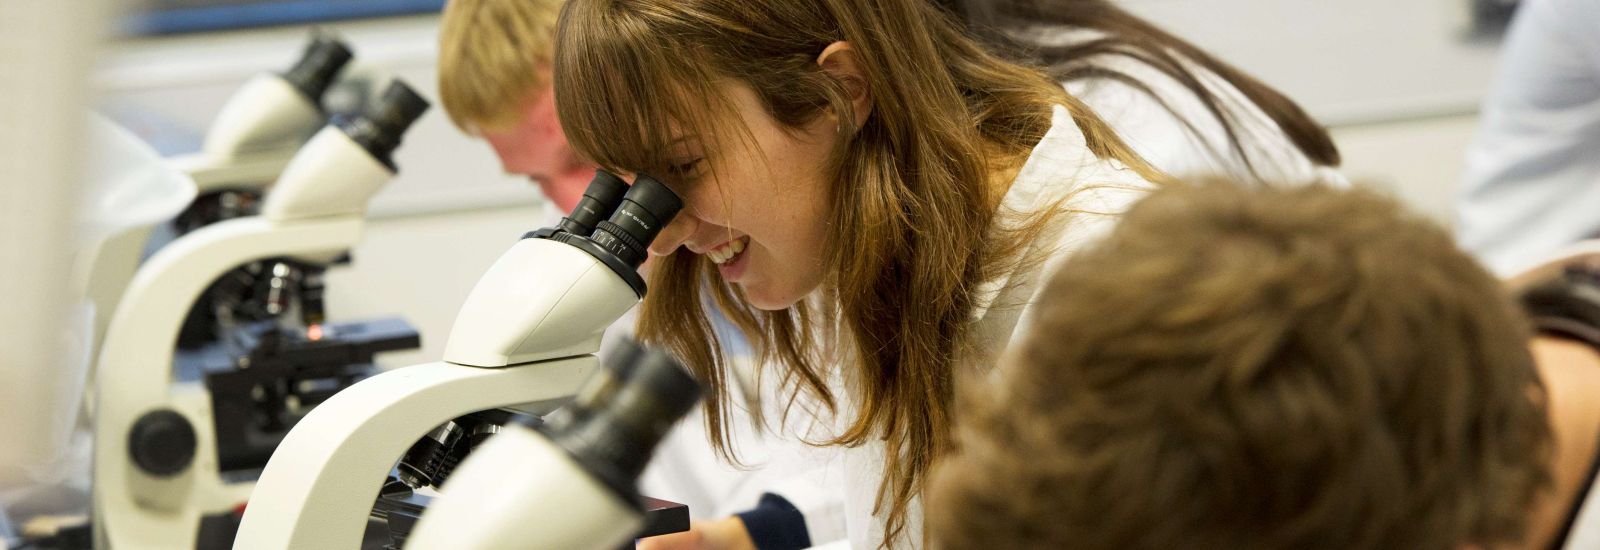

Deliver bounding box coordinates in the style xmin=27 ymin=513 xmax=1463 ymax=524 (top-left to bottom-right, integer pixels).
xmin=234 ymin=172 xmax=679 ymax=549
xmin=92 ymin=216 xmax=360 ymax=548
xmin=231 ymin=357 xmax=595 ymax=550
xmin=98 ymin=216 xmax=359 ymax=404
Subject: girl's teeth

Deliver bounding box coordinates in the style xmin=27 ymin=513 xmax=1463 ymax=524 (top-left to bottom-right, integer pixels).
xmin=708 ymin=237 xmax=747 ymax=265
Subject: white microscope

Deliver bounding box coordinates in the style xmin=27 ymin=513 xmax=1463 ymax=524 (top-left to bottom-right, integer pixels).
xmin=234 ymin=172 xmax=698 ymax=549
xmin=92 ymin=80 xmax=430 ymax=550
xmin=167 ymin=34 xmax=352 ymax=203
xmin=84 ymin=34 xmax=350 ymax=360
xmin=158 ymin=34 xmax=360 ymax=351
xmin=406 ymin=337 xmax=704 ymax=550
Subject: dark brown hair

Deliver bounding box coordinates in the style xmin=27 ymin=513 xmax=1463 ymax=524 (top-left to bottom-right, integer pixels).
xmin=934 ymin=0 xmax=1341 ymax=176
xmin=553 ymin=0 xmax=1166 ymax=544
xmin=928 ymin=182 xmax=1549 ymax=550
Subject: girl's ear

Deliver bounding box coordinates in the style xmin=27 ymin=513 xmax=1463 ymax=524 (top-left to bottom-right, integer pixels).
xmin=817 ymin=41 xmax=872 ymax=130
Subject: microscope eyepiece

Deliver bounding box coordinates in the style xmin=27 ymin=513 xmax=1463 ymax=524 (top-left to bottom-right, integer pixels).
xmin=334 ymin=80 xmax=431 ymax=172
xmin=542 ymin=339 xmax=702 ymax=504
xmin=574 ymin=340 xmax=699 ymax=424
xmin=369 ymin=81 xmax=432 ymax=136
xmin=606 ymin=345 xmax=703 ymax=433
xmin=591 ymin=175 xmax=683 ymax=268
xmin=542 ymin=172 xmax=681 ymax=297
xmin=281 ymin=35 xmax=353 ymax=106
xmin=558 ymin=171 xmax=630 ymax=237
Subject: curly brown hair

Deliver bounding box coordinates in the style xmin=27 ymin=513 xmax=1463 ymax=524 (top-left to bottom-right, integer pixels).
xmin=926 ymin=181 xmax=1551 ymax=550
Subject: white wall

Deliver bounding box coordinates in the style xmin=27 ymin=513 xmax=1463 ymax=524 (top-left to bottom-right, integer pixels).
xmin=1331 ymin=115 xmax=1481 ymax=223
xmin=1123 ymin=0 xmax=1502 ymax=123
xmin=1120 ymin=0 xmax=1504 ymax=224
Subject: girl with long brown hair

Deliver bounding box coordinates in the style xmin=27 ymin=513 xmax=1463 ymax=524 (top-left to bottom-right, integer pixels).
xmin=550 ymin=0 xmax=1334 ymax=547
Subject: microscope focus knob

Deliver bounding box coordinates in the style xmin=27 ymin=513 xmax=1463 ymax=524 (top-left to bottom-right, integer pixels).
xmin=128 ymin=409 xmax=197 ymax=477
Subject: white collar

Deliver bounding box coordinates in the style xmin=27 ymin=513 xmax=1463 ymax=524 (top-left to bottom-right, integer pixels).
xmin=969 ymin=104 xmax=1103 ymax=321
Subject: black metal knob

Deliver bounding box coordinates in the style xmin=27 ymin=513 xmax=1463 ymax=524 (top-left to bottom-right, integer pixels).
xmin=128 ymin=409 xmax=197 ymax=477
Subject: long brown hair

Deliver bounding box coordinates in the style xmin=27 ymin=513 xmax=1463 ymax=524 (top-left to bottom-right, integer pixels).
xmin=552 ymin=0 xmax=1162 ymax=544
xmin=935 ymin=0 xmax=1341 ymax=176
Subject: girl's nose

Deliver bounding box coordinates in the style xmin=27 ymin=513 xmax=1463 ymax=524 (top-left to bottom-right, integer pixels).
xmin=649 ymin=212 xmax=699 ymax=257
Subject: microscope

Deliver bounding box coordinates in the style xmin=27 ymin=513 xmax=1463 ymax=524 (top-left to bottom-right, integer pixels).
xmin=92 ymin=80 xmax=430 ymax=550
xmin=167 ymin=33 xmax=352 ymax=207
xmin=81 ymin=34 xmax=352 ymax=370
xmin=235 ymin=172 xmax=695 ymax=549
xmin=404 ymin=339 xmax=704 ymax=550
xmin=159 ymin=34 xmax=358 ymax=349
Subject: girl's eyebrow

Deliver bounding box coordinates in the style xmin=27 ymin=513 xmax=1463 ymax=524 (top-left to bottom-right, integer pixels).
xmin=663 ymin=136 xmax=705 ymax=158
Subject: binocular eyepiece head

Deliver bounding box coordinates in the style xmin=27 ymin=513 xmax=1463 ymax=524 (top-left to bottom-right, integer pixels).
xmin=574 ymin=339 xmax=702 ymax=431
xmin=548 ymin=171 xmax=684 ymax=297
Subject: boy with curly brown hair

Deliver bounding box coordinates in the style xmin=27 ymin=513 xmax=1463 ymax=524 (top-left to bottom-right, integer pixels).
xmin=926 ymin=181 xmax=1598 ymax=549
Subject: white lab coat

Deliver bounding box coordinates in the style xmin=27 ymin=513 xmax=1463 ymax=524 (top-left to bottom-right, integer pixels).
xmin=844 ymin=105 xmax=1158 ymax=546
xmin=1456 ymin=0 xmax=1600 ymax=276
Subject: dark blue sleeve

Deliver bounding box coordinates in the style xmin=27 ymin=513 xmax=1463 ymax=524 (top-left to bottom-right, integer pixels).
xmin=733 ymin=492 xmax=811 ymax=550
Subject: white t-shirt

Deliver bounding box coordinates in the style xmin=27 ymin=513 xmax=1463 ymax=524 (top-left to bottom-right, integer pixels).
xmin=1456 ymin=0 xmax=1600 ymax=276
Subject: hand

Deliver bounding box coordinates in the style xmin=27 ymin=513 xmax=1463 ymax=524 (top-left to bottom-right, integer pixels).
xmin=636 ymin=517 xmax=757 ymax=550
